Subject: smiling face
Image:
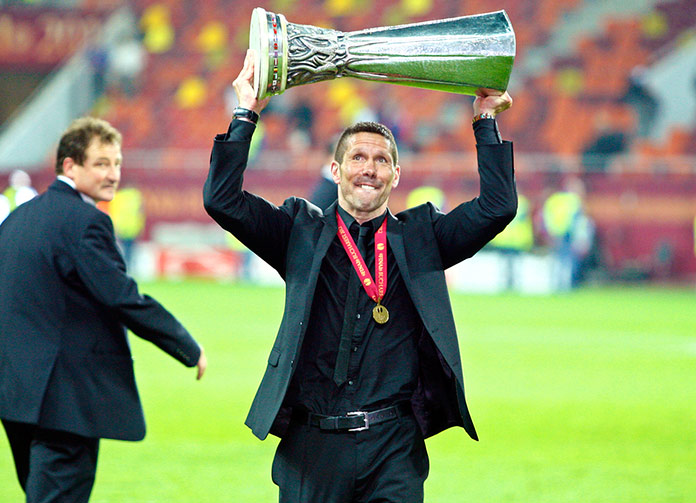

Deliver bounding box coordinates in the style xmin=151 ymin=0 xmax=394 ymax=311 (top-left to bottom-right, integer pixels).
xmin=331 ymin=132 xmax=400 ymax=224
xmin=63 ymin=137 xmax=122 ymax=202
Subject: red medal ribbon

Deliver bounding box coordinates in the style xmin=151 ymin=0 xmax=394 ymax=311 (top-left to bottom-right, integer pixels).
xmin=336 ymin=211 xmax=387 ymax=305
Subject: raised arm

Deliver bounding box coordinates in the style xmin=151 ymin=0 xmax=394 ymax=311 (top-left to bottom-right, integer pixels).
xmin=203 ymin=50 xmax=294 ymax=274
xmin=434 ymin=89 xmax=517 ymax=269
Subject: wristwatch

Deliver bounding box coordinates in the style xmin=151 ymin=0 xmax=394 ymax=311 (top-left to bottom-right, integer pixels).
xmin=472 ymin=112 xmax=495 ymax=124
xmin=233 ymin=107 xmax=259 ymax=124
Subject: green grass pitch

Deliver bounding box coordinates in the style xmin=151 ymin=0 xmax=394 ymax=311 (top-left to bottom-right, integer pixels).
xmin=1 ymin=280 xmax=694 ymax=502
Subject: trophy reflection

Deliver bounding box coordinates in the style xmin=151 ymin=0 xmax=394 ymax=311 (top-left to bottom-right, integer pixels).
xmin=249 ymin=7 xmax=515 ymax=100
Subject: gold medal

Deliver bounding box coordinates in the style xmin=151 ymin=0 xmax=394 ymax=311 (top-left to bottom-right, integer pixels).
xmin=372 ymin=302 xmax=389 ymax=324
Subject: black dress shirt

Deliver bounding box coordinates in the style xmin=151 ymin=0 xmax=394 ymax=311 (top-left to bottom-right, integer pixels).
xmin=283 ymin=205 xmax=423 ymax=415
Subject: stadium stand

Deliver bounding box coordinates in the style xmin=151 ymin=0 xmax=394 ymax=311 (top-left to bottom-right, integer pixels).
xmin=80 ymin=0 xmax=696 ymax=160
xmin=1 ymin=0 xmax=695 ymax=282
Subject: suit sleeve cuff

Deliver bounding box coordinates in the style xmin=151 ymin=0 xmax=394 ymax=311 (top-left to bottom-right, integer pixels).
xmin=218 ymin=119 xmax=256 ymax=142
xmin=473 ymin=118 xmax=503 ymax=145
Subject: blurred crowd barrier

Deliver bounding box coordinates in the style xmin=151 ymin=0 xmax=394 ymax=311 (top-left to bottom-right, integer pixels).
xmin=4 ymin=147 xmax=686 ymax=288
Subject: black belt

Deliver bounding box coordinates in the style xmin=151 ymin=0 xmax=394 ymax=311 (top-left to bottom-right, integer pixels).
xmin=292 ymin=403 xmax=411 ymax=432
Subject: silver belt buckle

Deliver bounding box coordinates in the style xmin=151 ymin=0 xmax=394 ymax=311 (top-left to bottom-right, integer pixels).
xmin=347 ymin=411 xmax=369 ymax=431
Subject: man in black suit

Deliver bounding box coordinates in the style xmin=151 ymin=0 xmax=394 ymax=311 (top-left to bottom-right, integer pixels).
xmin=204 ymin=50 xmax=515 ymax=502
xmin=0 ymin=117 xmax=207 ymax=502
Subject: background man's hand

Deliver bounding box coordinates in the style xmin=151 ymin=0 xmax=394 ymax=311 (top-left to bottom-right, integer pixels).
xmin=473 ymin=88 xmax=513 ymax=118
xmin=196 ymin=346 xmax=207 ymax=380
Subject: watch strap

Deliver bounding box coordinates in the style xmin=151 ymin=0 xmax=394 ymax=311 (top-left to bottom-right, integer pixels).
xmin=233 ymin=107 xmax=259 ymax=124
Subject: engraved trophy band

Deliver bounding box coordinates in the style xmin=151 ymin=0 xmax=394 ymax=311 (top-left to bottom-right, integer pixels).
xmin=249 ymin=7 xmax=516 ymax=99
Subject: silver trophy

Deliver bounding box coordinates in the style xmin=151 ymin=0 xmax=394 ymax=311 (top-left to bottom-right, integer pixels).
xmin=249 ymin=7 xmax=515 ymax=99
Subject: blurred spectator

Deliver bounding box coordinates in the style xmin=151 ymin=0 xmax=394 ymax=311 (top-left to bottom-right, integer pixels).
xmin=140 ymin=4 xmax=175 ymax=54
xmin=622 ymin=66 xmax=659 ymax=139
xmin=573 ymin=211 xmax=597 ymax=284
xmin=87 ymin=43 xmax=109 ymax=98
xmin=0 ymin=194 xmax=9 ymax=225
xmin=488 ymin=193 xmax=534 ymax=289
xmin=405 ymin=185 xmax=445 ymax=209
xmin=310 ymin=164 xmax=337 ymax=210
xmin=375 ymin=88 xmax=412 ymax=151
xmin=107 ymin=32 xmax=147 ymax=96
xmin=542 ymin=177 xmax=595 ymax=290
xmin=693 ymin=214 xmax=696 ymax=264
xmin=581 ymin=111 xmax=629 ymax=172
xmin=288 ymin=96 xmax=315 ymax=148
xmin=3 ymin=170 xmax=38 ymax=212
xmin=197 ymin=21 xmax=228 ymax=71
xmin=225 ymin=232 xmax=254 ymax=281
xmin=383 ymin=0 xmax=433 ymax=23
xmin=325 ymin=0 xmax=371 ymax=16
xmin=401 ymin=0 xmax=432 ymax=16
xmin=175 ymin=76 xmax=208 ymax=108
xmin=327 ymin=80 xmax=378 ymax=126
xmin=309 ymin=142 xmax=338 ymax=210
xmin=290 ymin=98 xmax=314 ymax=134
xmin=109 ymin=186 xmax=146 ymax=272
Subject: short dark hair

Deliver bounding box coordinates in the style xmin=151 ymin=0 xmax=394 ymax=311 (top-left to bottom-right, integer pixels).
xmin=333 ymin=121 xmax=398 ymax=165
xmin=56 ymin=117 xmax=122 ymax=174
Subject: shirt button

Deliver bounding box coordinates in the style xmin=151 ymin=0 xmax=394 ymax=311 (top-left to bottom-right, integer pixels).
xmin=348 ymin=380 xmax=354 ymax=386
xmin=352 ymin=346 xmax=358 ymax=352
xmin=356 ymin=314 xmax=361 ymax=319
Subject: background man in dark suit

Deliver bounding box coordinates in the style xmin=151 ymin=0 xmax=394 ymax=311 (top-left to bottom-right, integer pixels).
xmin=309 ymin=141 xmax=339 ymax=210
xmin=204 ymin=50 xmax=514 ymax=502
xmin=0 ymin=117 xmax=207 ymax=502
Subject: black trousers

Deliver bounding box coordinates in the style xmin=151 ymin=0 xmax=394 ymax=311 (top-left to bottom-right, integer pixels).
xmin=272 ymin=412 xmax=429 ymax=503
xmin=2 ymin=419 xmax=99 ymax=503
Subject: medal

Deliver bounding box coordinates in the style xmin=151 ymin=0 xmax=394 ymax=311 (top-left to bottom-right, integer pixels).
xmin=372 ymin=302 xmax=389 ymax=324
xmin=337 ymin=211 xmax=389 ymax=324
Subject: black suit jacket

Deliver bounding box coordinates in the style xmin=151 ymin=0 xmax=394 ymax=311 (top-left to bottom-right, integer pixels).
xmin=204 ymin=122 xmax=516 ymax=441
xmin=0 ymin=180 xmax=200 ymax=441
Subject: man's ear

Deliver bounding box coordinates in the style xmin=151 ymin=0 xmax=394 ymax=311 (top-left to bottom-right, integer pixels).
xmin=61 ymin=158 xmax=76 ymax=179
xmin=330 ymin=160 xmax=341 ymax=184
xmin=391 ymin=164 xmax=401 ymax=189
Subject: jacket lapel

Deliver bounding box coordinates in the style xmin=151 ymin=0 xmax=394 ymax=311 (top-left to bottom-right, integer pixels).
xmin=386 ymin=209 xmax=416 ymax=301
xmin=291 ymin=204 xmax=338 ymax=352
xmin=314 ymin=202 xmax=338 ymax=266
xmin=302 ymin=202 xmax=338 ymax=306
